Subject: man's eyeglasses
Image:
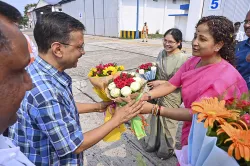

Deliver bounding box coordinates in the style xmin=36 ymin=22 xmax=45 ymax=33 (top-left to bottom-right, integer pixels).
xmin=162 ymin=39 xmax=176 ymax=45
xmin=60 ymin=42 xmax=85 ymax=53
xmin=242 ymin=20 xmax=250 ymax=25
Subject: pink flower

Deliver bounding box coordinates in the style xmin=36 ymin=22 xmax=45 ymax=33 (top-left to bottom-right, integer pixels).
xmin=241 ymin=113 xmax=250 ymax=127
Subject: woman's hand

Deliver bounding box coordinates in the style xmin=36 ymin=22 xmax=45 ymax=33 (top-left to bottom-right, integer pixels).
xmin=140 ymin=92 xmax=151 ymax=101
xmin=147 ymin=80 xmax=165 ymax=89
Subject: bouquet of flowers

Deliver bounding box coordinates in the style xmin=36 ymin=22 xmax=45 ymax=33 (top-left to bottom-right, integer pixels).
xmin=176 ymin=95 xmax=250 ymax=166
xmin=88 ymin=63 xmax=126 ymax=142
xmin=106 ymin=72 xmax=148 ymax=140
xmin=136 ymin=62 xmax=157 ymax=81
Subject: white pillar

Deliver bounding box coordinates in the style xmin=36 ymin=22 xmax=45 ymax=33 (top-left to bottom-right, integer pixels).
xmin=143 ymin=0 xmax=147 ymax=25
xmin=162 ymin=0 xmax=167 ymax=34
xmin=185 ymin=0 xmax=204 ymax=41
xmin=52 ymin=6 xmax=55 ymax=12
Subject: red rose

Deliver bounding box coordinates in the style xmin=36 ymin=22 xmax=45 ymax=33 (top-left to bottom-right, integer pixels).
xmin=241 ymin=113 xmax=250 ymax=127
xmin=236 ymin=100 xmax=250 ymax=108
xmin=225 ymin=98 xmax=235 ymax=106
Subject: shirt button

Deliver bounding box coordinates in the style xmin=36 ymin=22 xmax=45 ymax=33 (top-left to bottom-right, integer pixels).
xmin=9 ymin=152 xmax=17 ymax=158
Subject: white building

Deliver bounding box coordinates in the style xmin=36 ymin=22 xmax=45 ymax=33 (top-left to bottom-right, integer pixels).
xmin=27 ymin=7 xmax=37 ymax=28
xmin=33 ymin=0 xmax=250 ymax=41
xmin=29 ymin=0 xmax=62 ymax=28
xmin=60 ymin=0 xmax=191 ymax=39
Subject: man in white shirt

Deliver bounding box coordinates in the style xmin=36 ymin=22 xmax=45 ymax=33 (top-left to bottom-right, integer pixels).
xmin=234 ymin=22 xmax=245 ymax=44
xmin=0 ymin=1 xmax=34 ymax=165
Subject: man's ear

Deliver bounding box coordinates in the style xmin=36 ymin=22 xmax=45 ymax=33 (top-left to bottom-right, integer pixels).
xmin=51 ymin=42 xmax=63 ymax=58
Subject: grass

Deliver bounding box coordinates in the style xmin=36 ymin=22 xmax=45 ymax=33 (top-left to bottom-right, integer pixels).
xmin=148 ymin=34 xmax=163 ymax=39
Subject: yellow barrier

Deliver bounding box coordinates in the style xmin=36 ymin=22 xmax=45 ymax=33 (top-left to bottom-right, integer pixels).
xmin=120 ymin=30 xmax=142 ymax=39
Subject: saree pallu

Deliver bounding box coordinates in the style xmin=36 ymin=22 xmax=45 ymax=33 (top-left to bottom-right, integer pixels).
xmin=141 ymin=50 xmax=189 ymax=159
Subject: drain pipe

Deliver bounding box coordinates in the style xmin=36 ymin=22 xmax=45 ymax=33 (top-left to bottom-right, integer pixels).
xmin=135 ymin=0 xmax=139 ymax=39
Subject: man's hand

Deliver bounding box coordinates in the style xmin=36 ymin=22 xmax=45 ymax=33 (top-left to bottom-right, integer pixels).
xmin=96 ymin=101 xmax=113 ymax=113
xmin=113 ymin=100 xmax=145 ymax=124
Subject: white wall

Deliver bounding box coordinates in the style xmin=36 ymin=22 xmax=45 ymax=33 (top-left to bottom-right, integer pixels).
xmin=119 ymin=0 xmax=137 ymax=32
xmin=175 ymin=16 xmax=188 ymax=40
xmin=29 ymin=11 xmax=37 ymax=28
xmin=185 ymin=0 xmax=204 ymax=41
xmin=94 ymin=0 xmax=105 ymax=36
xmin=119 ymin=0 xmax=189 ymax=35
xmin=61 ymin=0 xmax=87 ymax=32
xmin=163 ymin=0 xmax=189 ymax=35
xmin=104 ymin=0 xmax=119 ymax=37
xmin=62 ymin=0 xmax=119 ymax=37
xmin=142 ymin=0 xmax=165 ymax=34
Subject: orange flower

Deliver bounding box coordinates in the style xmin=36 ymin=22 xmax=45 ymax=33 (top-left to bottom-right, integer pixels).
xmin=217 ymin=122 xmax=250 ymax=161
xmin=191 ymin=97 xmax=240 ymax=128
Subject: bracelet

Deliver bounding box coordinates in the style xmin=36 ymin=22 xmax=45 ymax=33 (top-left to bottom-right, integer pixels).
xmin=153 ymin=104 xmax=159 ymax=116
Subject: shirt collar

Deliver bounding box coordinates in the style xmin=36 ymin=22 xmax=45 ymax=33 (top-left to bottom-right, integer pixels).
xmin=33 ymin=55 xmax=72 ymax=87
xmin=244 ymin=38 xmax=250 ymax=46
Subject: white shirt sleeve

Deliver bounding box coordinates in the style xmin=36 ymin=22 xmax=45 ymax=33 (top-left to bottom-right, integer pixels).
xmin=0 ymin=135 xmax=35 ymax=166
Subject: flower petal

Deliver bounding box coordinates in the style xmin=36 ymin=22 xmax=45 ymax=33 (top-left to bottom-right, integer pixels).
xmin=239 ymin=144 xmax=244 ymax=158
xmin=208 ymin=118 xmax=214 ymax=128
xmin=235 ymin=146 xmax=241 ymax=160
xmin=204 ymin=119 xmax=209 ymax=128
xmin=197 ymin=113 xmax=206 ymax=120
xmin=228 ymin=143 xmax=235 ymax=157
xmin=244 ymin=146 xmax=250 ymax=161
xmin=192 ymin=105 xmax=204 ymax=113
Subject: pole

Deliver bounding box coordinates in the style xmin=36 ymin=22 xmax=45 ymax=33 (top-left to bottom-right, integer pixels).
xmin=135 ymin=0 xmax=139 ymax=39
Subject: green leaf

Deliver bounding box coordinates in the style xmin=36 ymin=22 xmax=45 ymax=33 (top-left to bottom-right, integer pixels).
xmin=136 ymin=153 xmax=147 ymax=166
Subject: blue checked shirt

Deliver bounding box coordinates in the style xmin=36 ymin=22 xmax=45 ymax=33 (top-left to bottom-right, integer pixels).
xmin=9 ymin=56 xmax=84 ymax=166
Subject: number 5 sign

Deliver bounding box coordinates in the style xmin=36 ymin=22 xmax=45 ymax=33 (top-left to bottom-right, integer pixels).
xmin=209 ymin=0 xmax=221 ymax=10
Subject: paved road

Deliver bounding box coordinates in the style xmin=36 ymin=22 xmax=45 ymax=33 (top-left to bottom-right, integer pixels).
xmin=24 ymin=29 xmax=192 ymax=166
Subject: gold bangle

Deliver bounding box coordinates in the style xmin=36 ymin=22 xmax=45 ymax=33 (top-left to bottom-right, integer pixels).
xmin=153 ymin=104 xmax=159 ymax=116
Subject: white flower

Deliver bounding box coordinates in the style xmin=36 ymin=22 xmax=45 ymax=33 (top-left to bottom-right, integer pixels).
xmin=121 ymin=86 xmax=132 ymax=97
xmin=139 ymin=69 xmax=144 ymax=74
xmin=110 ymin=88 xmax=121 ymax=98
xmin=133 ymin=77 xmax=142 ymax=84
xmin=108 ymin=82 xmax=116 ymax=90
xmin=130 ymin=82 xmax=141 ymax=92
xmin=130 ymin=72 xmax=136 ymax=76
xmin=152 ymin=62 xmax=156 ymax=66
xmin=151 ymin=66 xmax=157 ymax=71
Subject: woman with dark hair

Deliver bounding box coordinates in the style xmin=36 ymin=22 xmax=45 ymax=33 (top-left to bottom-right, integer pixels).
xmin=141 ymin=28 xmax=189 ymax=159
xmin=138 ymin=16 xmax=247 ymax=163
